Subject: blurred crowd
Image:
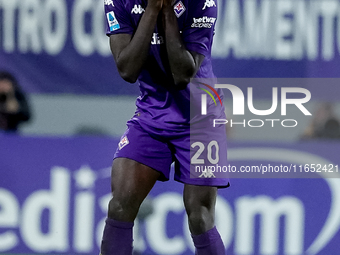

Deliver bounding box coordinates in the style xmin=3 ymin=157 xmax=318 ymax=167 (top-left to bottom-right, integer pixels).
xmin=300 ymin=102 xmax=340 ymax=140
xmin=0 ymin=71 xmax=31 ymax=133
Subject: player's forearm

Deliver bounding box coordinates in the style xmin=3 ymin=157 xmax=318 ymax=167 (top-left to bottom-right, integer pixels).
xmin=116 ymin=7 xmax=160 ymax=83
xmin=162 ymin=6 xmax=196 ymax=88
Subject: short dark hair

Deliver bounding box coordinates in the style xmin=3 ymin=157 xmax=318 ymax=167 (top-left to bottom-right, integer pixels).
xmin=0 ymin=71 xmax=19 ymax=89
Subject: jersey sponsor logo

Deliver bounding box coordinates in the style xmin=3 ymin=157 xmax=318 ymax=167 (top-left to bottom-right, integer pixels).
xmin=106 ymin=11 xmax=120 ymax=31
xmin=151 ymin=33 xmax=164 ymax=45
xmin=174 ymin=1 xmax=186 ymax=18
xmin=104 ymin=0 xmax=114 ymax=7
xmin=131 ymin=4 xmax=145 ymax=14
xmin=191 ymin=16 xmax=216 ymax=28
xmin=118 ymin=136 xmax=129 ymax=150
xmin=202 ymin=0 xmax=216 ymax=10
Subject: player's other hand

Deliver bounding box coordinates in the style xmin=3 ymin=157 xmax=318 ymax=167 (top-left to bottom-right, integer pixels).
xmin=147 ymin=0 xmax=163 ymax=12
xmin=163 ymin=0 xmax=176 ymax=7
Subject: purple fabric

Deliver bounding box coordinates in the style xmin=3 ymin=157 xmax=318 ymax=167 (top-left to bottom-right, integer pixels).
xmin=114 ymin=120 xmax=230 ymax=187
xmin=104 ymin=0 xmax=221 ymax=133
xmin=100 ymin=218 xmax=134 ymax=255
xmin=192 ymin=227 xmax=226 ymax=255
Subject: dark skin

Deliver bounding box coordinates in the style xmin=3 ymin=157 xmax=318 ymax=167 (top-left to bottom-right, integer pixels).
xmin=110 ymin=0 xmax=204 ymax=86
xmin=108 ymin=0 xmax=217 ymax=236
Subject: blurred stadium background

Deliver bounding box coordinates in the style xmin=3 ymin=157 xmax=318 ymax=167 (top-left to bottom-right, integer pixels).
xmin=1 ymin=0 xmax=340 ymax=254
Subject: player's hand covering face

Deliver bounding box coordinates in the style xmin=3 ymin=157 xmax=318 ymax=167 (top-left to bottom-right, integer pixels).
xmin=162 ymin=0 xmax=176 ymax=7
xmin=147 ymin=0 xmax=163 ymax=11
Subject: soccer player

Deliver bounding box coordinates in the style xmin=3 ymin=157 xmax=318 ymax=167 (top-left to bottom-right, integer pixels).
xmin=101 ymin=0 xmax=229 ymax=254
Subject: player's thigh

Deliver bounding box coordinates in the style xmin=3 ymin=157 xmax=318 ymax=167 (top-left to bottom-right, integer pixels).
xmin=172 ymin=123 xmax=229 ymax=187
xmin=114 ymin=121 xmax=173 ymax=181
xmin=111 ymin=157 xmax=160 ymax=205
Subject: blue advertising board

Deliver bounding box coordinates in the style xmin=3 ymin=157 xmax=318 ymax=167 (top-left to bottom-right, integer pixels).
xmin=1 ymin=135 xmax=340 ymax=254
xmin=1 ymin=0 xmax=340 ymax=95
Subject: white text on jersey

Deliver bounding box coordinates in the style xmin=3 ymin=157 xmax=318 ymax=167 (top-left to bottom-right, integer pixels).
xmin=151 ymin=33 xmax=164 ymax=45
xmin=191 ymin=16 xmax=216 ymax=28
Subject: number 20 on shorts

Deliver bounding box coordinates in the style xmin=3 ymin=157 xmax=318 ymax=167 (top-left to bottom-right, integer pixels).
xmin=191 ymin=140 xmax=219 ymax=165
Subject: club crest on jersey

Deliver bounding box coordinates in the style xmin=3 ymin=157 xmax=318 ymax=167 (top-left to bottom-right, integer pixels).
xmin=131 ymin=4 xmax=145 ymax=14
xmin=106 ymin=11 xmax=120 ymax=31
xmin=174 ymin=1 xmax=186 ymax=18
xmin=104 ymin=0 xmax=114 ymax=7
xmin=202 ymin=0 xmax=216 ymax=10
xmin=118 ymin=136 xmax=129 ymax=150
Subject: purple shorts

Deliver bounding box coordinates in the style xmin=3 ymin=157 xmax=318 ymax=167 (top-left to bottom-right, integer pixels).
xmin=114 ymin=120 xmax=230 ymax=188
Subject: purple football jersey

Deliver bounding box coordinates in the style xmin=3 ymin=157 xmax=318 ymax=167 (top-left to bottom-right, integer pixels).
xmin=104 ymin=0 xmax=224 ymax=133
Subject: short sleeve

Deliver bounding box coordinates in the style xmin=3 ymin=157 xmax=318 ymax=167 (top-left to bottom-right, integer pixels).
xmin=104 ymin=0 xmax=134 ymax=36
xmin=182 ymin=0 xmax=217 ymax=57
